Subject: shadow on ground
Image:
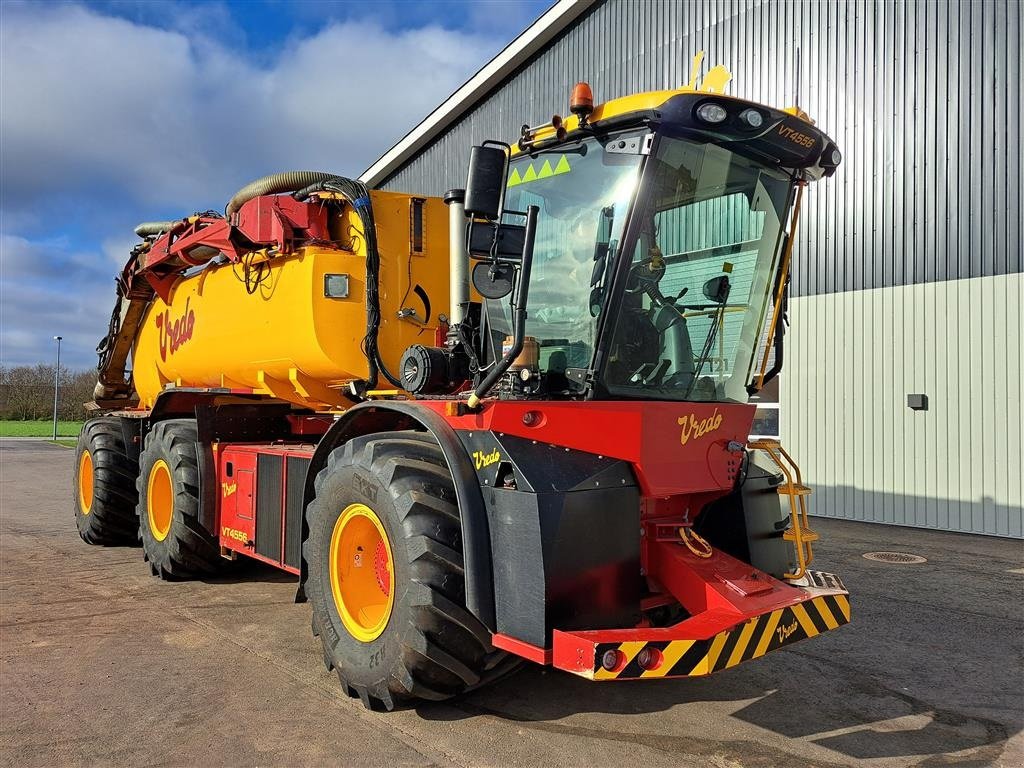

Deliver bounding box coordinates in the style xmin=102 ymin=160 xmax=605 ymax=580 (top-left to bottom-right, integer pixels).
xmin=416 ymin=517 xmax=1022 ymax=766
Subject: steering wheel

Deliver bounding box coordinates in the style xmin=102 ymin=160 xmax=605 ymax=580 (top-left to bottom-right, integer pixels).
xmin=625 ymin=255 xmax=667 ymax=295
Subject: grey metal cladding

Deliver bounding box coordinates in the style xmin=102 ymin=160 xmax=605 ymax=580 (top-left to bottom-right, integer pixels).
xmin=378 ymin=0 xmax=1022 ymax=298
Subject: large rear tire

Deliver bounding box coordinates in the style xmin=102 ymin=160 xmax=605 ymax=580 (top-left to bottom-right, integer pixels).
xmin=74 ymin=417 xmax=139 ymax=545
xmin=137 ymin=419 xmax=222 ymax=579
xmin=304 ymin=431 xmax=504 ymax=710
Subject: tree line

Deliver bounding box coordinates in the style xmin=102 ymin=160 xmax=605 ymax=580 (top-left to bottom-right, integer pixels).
xmin=0 ymin=365 xmax=97 ymax=421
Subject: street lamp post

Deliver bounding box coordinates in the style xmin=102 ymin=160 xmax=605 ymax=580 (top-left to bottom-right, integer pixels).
xmin=52 ymin=336 xmax=62 ymax=441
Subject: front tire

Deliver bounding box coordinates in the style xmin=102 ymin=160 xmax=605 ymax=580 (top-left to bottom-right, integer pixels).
xmin=137 ymin=419 xmax=221 ymax=579
xmin=304 ymin=431 xmax=502 ymax=710
xmin=74 ymin=417 xmax=139 ymax=545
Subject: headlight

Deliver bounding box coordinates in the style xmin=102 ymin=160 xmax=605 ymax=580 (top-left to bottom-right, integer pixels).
xmin=696 ymin=102 xmax=728 ymax=124
xmin=829 ymin=147 xmax=843 ymax=165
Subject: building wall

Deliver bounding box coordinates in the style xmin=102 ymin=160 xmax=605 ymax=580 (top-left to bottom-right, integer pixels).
xmin=783 ymin=273 xmax=1023 ymax=538
xmin=380 ymin=0 xmax=1023 ymax=536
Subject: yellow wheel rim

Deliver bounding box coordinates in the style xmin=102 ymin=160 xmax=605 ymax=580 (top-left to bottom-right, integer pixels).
xmin=329 ymin=503 xmax=395 ymax=643
xmin=147 ymin=459 xmax=174 ymax=542
xmin=77 ymin=450 xmax=94 ymax=515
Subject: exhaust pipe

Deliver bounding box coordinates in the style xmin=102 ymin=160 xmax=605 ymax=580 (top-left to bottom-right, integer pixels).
xmin=443 ymin=189 xmax=468 ymax=325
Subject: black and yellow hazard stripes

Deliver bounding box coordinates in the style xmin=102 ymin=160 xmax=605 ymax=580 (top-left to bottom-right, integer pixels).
xmin=507 ymin=155 xmax=572 ymax=187
xmin=593 ymin=593 xmax=850 ymax=680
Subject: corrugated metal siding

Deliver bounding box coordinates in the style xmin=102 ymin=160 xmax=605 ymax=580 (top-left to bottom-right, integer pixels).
xmin=379 ymin=0 xmax=1024 ymax=536
xmin=783 ymin=273 xmax=1023 ymax=538
xmin=381 ymin=0 xmax=1022 ymax=297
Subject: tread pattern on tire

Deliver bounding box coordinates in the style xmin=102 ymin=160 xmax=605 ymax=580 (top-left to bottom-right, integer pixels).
xmin=75 ymin=418 xmax=139 ymax=545
xmin=137 ymin=419 xmax=221 ymax=579
xmin=304 ymin=431 xmax=509 ymax=710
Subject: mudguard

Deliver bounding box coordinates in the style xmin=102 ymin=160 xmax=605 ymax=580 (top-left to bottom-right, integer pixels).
xmin=298 ymin=401 xmax=495 ymax=630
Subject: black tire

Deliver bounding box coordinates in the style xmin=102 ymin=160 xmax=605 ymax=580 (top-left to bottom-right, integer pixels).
xmin=304 ymin=431 xmax=505 ymax=710
xmin=137 ymin=419 xmax=222 ymax=579
xmin=74 ymin=417 xmax=139 ymax=545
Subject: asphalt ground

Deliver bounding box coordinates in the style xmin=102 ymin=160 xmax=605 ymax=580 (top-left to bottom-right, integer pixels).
xmin=1 ymin=438 xmax=1021 ymax=767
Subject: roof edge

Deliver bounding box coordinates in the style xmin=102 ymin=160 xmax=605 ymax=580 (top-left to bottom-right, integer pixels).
xmin=359 ymin=0 xmax=595 ymax=188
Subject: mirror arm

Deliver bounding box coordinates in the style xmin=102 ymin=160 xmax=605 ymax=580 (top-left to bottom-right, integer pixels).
xmin=467 ymin=204 xmax=539 ymax=409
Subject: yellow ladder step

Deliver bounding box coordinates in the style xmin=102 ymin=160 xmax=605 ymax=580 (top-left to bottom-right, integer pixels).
xmin=784 ymin=527 xmax=820 ymax=543
xmin=778 ymin=483 xmax=812 ymax=496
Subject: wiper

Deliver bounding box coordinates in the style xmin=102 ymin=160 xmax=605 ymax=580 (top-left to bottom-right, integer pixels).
xmin=591 ymin=205 xmax=614 ymax=283
xmin=588 ymin=205 xmax=616 ymax=317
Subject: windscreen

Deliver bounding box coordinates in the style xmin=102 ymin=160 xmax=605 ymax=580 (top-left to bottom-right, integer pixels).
xmin=486 ymin=133 xmax=644 ymax=383
xmin=603 ymin=136 xmax=793 ymax=403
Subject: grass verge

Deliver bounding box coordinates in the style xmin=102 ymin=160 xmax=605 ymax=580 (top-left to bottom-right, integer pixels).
xmin=0 ymin=420 xmax=84 ymax=437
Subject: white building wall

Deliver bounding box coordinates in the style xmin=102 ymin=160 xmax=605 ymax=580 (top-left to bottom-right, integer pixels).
xmin=782 ymin=273 xmax=1023 ymax=537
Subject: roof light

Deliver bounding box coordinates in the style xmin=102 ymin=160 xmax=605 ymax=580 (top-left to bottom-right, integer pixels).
xmin=571 ymin=82 xmax=594 ymax=119
xmin=696 ymin=102 xmax=728 ymax=124
xmin=739 ymin=108 xmax=764 ymax=128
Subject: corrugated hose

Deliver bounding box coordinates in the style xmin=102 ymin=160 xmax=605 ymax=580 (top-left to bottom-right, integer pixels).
xmin=225 ymin=171 xmax=342 ymax=216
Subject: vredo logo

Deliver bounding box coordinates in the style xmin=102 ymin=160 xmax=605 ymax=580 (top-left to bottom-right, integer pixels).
xmin=472 ymin=449 xmax=501 ymax=470
xmin=677 ymin=408 xmax=723 ymax=446
xmin=155 ymin=297 xmax=196 ymax=362
xmin=776 ymin=619 xmax=799 ymax=644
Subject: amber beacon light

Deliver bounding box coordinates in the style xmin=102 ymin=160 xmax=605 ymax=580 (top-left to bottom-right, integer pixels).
xmin=570 ymin=82 xmax=594 ymax=120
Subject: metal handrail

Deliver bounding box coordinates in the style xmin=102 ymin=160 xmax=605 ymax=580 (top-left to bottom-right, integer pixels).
xmin=748 ymin=439 xmax=817 ymax=579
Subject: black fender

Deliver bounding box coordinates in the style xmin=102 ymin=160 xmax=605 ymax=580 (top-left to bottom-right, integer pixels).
xmin=298 ymin=401 xmax=495 ymax=632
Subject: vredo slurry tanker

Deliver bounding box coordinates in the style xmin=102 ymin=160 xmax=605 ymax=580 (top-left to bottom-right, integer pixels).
xmin=74 ymin=65 xmax=848 ymax=710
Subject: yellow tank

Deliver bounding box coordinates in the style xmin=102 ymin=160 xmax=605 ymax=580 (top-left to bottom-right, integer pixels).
xmin=132 ymin=191 xmax=451 ymax=409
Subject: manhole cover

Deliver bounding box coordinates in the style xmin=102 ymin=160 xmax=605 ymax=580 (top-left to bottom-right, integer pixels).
xmin=862 ymin=551 xmax=927 ymax=564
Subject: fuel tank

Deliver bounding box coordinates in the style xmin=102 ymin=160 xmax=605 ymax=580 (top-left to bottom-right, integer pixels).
xmin=132 ymin=191 xmax=451 ymax=409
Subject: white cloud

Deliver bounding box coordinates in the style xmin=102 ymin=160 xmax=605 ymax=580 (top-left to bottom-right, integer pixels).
xmin=0 ymin=236 xmax=116 ymax=370
xmin=0 ymin=2 xmax=500 ymax=368
xmin=0 ymin=3 xmax=499 ymax=211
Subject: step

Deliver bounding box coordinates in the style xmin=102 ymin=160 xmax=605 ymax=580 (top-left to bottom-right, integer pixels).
xmin=777 ymin=483 xmax=812 ymax=496
xmin=784 ymin=527 xmax=820 ymax=543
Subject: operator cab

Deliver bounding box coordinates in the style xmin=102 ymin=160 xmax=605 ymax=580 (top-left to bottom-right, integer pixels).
xmin=402 ymin=84 xmax=841 ymax=409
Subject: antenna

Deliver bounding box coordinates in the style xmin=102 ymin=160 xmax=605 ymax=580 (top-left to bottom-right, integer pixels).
xmin=794 ymin=47 xmax=802 ymax=109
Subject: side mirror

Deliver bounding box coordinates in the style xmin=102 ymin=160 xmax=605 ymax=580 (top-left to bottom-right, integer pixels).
xmin=472 ymin=261 xmax=515 ymax=299
xmin=464 ymin=144 xmax=509 ymax=221
xmin=703 ymin=274 xmax=731 ymax=304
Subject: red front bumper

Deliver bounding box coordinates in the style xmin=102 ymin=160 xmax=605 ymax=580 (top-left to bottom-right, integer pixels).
xmin=552 ymin=582 xmax=849 ymax=680
xmin=491 ymin=529 xmax=851 ymax=680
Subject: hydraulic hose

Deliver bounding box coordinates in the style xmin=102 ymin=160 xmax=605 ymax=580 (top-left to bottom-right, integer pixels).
xmin=225 ymin=171 xmax=341 ymax=217
xmin=293 ymin=175 xmax=404 ymax=391
xmin=133 ymin=221 xmax=178 ymax=238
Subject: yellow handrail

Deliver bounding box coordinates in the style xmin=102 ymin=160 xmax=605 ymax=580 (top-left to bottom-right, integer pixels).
xmin=748 ymin=439 xmax=817 ymax=579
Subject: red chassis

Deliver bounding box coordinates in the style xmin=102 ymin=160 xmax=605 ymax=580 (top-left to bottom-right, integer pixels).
xmin=208 ymin=398 xmax=849 ymax=679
